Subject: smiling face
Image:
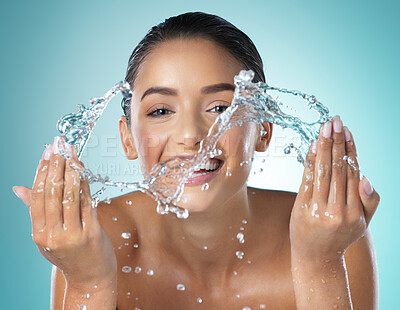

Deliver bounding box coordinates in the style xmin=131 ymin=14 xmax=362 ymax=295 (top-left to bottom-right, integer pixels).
xmin=119 ymin=38 xmax=271 ymax=212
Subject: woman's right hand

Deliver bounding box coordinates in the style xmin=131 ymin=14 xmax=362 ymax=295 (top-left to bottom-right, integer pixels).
xmin=13 ymin=136 xmax=117 ymax=286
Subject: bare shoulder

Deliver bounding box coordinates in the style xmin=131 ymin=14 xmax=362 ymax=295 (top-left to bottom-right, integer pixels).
xmin=96 ymin=190 xmax=154 ymax=242
xmin=248 ymin=186 xmax=297 ymax=219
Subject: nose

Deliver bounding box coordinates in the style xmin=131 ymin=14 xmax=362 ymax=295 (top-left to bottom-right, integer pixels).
xmin=173 ymin=109 xmax=208 ymax=151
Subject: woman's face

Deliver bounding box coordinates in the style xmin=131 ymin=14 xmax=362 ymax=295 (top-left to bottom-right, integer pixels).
xmin=125 ymin=38 xmax=264 ymax=212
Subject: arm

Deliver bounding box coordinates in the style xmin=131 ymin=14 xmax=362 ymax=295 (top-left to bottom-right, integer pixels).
xmin=13 ymin=137 xmax=117 ymax=310
xmin=345 ymin=228 xmax=378 ymax=309
xmin=290 ymin=116 xmax=380 ymax=309
xmin=51 ymin=265 xmax=117 ymax=310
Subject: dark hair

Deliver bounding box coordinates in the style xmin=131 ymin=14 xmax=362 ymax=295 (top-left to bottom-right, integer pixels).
xmin=121 ymin=11 xmax=265 ymax=126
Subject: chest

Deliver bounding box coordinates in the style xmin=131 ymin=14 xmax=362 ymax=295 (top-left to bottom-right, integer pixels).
xmin=114 ymin=249 xmax=297 ymax=310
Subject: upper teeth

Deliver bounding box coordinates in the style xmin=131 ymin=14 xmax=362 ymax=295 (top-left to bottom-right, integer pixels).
xmin=194 ymin=160 xmax=219 ymax=171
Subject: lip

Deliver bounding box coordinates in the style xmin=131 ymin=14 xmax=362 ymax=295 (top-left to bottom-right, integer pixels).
xmin=184 ymin=159 xmax=224 ymax=186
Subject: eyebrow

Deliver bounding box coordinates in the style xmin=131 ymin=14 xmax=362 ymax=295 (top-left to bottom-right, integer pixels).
xmin=140 ymin=83 xmax=235 ymax=102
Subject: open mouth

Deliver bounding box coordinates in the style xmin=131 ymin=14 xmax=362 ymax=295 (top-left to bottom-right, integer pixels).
xmin=192 ymin=158 xmax=223 ymax=176
xmin=185 ymin=158 xmax=224 ymax=186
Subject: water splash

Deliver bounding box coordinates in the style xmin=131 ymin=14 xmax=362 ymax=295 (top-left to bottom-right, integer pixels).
xmin=54 ymin=70 xmax=335 ymax=219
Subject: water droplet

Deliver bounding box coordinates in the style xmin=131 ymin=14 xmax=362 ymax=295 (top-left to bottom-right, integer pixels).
xmin=126 ymin=200 xmax=132 ymax=205
xmin=93 ymin=285 xmax=97 ymax=289
xmin=176 ymin=284 xmax=186 ymax=291
xmin=240 ymin=227 xmax=244 ymax=231
xmin=233 ymin=271 xmax=238 ymax=275
xmin=133 ymin=243 xmax=139 ymax=248
xmin=236 ymin=294 xmax=241 ymax=298
xmin=134 ymin=266 xmax=142 ymax=274
xmin=121 ymin=232 xmax=131 ymax=239
xmin=104 ymin=198 xmax=111 ymax=204
xmin=147 ymin=269 xmax=154 ymax=276
xmin=240 ymin=160 xmax=249 ymax=166
xmin=201 ymin=183 xmax=209 ymax=191
xmin=112 ymin=217 xmax=118 ymax=221
xmin=203 ymin=246 xmax=208 ymax=250
xmin=236 ymin=251 xmax=244 ymax=259
xmin=197 ymin=297 xmax=203 ymax=303
xmin=243 ymin=307 xmax=251 ymax=310
xmin=127 ymin=291 xmax=131 ymax=296
xmin=242 ymin=219 xmax=247 ymax=224
xmin=122 ymin=266 xmax=132 ymax=273
xmin=83 ymin=293 xmax=90 ymax=298
xmin=79 ymin=305 xmax=87 ymax=310
xmin=236 ymin=232 xmax=245 ymax=244
xmin=310 ymin=288 xmax=314 ymax=293
xmin=311 ymin=203 xmax=319 ymax=217
xmin=260 ymin=304 xmax=266 ymax=309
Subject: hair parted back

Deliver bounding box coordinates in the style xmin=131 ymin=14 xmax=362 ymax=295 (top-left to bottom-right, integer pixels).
xmin=121 ymin=11 xmax=265 ymax=126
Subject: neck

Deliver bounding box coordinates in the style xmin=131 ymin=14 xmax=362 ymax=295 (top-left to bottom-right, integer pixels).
xmin=159 ymin=186 xmax=252 ymax=284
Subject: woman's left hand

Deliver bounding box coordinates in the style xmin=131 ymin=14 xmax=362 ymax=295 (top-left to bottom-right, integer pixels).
xmin=289 ymin=115 xmax=380 ymax=261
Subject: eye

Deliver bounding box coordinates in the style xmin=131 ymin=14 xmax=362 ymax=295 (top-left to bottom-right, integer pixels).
xmin=146 ymin=106 xmax=174 ymax=117
xmin=208 ymin=104 xmax=229 ymax=113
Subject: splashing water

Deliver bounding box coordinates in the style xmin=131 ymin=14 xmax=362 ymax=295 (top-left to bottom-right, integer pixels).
xmin=54 ymin=69 xmax=342 ymax=219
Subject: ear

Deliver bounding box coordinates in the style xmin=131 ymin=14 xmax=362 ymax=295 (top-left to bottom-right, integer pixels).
xmin=119 ymin=116 xmax=138 ymax=160
xmin=255 ymin=122 xmax=273 ymax=152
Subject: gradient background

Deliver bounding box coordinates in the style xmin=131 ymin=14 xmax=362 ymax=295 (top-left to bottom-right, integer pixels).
xmin=1 ymin=0 xmax=399 ymax=308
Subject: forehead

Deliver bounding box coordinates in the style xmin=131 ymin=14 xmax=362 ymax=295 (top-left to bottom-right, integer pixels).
xmin=133 ymin=38 xmax=243 ymax=95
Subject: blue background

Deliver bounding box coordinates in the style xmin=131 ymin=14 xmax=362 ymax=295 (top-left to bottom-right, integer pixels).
xmin=1 ymin=0 xmax=398 ymax=308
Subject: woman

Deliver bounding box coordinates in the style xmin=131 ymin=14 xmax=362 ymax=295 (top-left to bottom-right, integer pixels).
xmin=13 ymin=12 xmax=380 ymax=309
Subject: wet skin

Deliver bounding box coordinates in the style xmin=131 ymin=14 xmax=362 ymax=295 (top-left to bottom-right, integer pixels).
xmin=15 ymin=38 xmax=379 ymax=309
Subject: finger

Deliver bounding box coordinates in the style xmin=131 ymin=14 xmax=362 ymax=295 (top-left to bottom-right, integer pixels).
xmin=296 ymin=141 xmax=317 ymax=207
xmin=328 ymin=116 xmax=346 ymax=207
xmin=359 ymin=177 xmax=380 ymax=226
xmin=312 ymin=121 xmax=333 ymax=203
xmin=13 ymin=186 xmax=32 ymax=209
xmin=344 ymin=127 xmax=361 ymax=206
xmin=30 ymin=146 xmax=52 ymax=232
xmin=62 ymin=142 xmax=82 ymax=232
xmin=80 ymin=177 xmax=94 ymax=230
xmin=45 ymin=137 xmax=65 ymax=229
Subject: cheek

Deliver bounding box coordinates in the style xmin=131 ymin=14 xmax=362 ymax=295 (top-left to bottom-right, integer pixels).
xmin=132 ymin=126 xmax=167 ymax=173
xmin=219 ymin=124 xmax=257 ymax=160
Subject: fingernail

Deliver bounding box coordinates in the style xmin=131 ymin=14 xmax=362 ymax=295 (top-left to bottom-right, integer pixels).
xmin=362 ymin=177 xmax=374 ymax=196
xmin=322 ymin=121 xmax=332 ymax=138
xmin=333 ymin=115 xmax=343 ymax=133
xmin=344 ymin=127 xmax=352 ymax=142
xmin=311 ymin=141 xmax=317 ymax=154
xmin=43 ymin=145 xmax=52 ymax=160
xmin=12 ymin=186 xmax=21 ymax=199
